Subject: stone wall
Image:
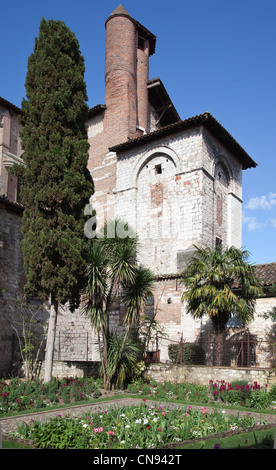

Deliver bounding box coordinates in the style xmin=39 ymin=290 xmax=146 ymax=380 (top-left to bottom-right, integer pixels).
xmin=37 ymin=360 xmax=276 ymax=391
xmin=145 ymin=363 xmax=276 ymax=390
xmin=0 ymin=199 xmax=24 ymax=376
xmin=114 ymin=126 xmax=243 ymax=278
xmin=39 ymin=360 xmax=101 ymax=380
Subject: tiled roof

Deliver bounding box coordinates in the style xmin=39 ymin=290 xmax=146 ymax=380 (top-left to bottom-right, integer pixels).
xmin=155 ymin=262 xmax=276 ymax=291
xmin=87 ymin=104 xmax=106 ymax=118
xmin=254 ymin=263 xmax=276 ymax=288
xmin=0 ymin=96 xmax=22 ymax=114
xmin=0 ymin=195 xmax=24 ymax=213
xmin=109 ymin=112 xmax=257 ymax=170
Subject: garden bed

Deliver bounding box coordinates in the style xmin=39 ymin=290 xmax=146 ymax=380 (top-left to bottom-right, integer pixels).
xmin=5 ymin=400 xmax=270 ymax=449
xmin=127 ymin=378 xmax=276 ymax=411
xmin=1 ymin=376 xmax=276 ymax=449
xmin=0 ymin=376 xmax=105 ymax=414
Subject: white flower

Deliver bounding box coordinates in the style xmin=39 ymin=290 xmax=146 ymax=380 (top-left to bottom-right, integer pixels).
xmin=83 ymin=424 xmax=88 ymax=428
xmin=135 ymin=419 xmax=141 ymax=424
xmin=143 ymin=419 xmax=149 ymax=425
xmin=125 ymin=425 xmax=130 ymax=428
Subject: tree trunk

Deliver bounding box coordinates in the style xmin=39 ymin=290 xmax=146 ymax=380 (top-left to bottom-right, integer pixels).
xmin=215 ymin=330 xmax=224 ymax=366
xmin=44 ymin=295 xmax=58 ymax=383
xmin=212 ymin=313 xmax=228 ymax=367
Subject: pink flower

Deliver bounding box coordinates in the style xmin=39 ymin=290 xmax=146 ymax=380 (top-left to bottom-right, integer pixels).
xmin=108 ymin=431 xmax=115 ymax=436
xmin=94 ymin=427 xmax=103 ymax=433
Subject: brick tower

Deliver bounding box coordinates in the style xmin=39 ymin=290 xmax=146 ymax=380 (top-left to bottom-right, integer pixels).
xmin=87 ymin=5 xmax=156 ymax=226
xmin=105 ymin=4 xmax=156 ymax=139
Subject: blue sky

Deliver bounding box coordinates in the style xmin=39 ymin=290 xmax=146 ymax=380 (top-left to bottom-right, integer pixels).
xmin=1 ymin=0 xmax=275 ymax=265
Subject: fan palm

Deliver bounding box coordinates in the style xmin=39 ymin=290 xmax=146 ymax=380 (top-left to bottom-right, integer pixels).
xmin=84 ymin=219 xmax=155 ymax=389
xmin=181 ymin=245 xmax=263 ymax=365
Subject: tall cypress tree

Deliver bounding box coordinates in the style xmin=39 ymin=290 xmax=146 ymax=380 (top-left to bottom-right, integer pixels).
xmin=17 ymin=19 xmax=94 ymax=381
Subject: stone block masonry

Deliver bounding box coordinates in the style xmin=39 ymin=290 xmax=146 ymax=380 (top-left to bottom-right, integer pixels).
xmin=145 ymin=363 xmax=276 ymax=390
xmin=114 ymin=126 xmax=243 ymax=276
xmin=0 ymin=199 xmax=25 ymax=376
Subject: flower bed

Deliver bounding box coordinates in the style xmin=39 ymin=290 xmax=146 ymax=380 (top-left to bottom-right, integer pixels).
xmin=14 ymin=401 xmax=265 ymax=449
xmin=0 ymin=377 xmax=103 ymax=413
xmin=127 ymin=379 xmax=276 ymax=410
xmin=209 ymin=380 xmax=275 ymax=409
xmin=1 ymin=376 xmax=276 ymax=416
xmin=127 ymin=380 xmax=210 ymax=403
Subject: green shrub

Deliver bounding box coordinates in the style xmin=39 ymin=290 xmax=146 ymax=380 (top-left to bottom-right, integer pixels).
xmin=168 ymin=343 xmax=205 ymax=365
xmin=269 ymin=384 xmax=276 ymax=402
xmin=248 ymin=389 xmax=271 ymax=409
xmin=93 ymin=389 xmax=102 ymax=399
xmin=127 ymin=383 xmax=139 ymax=393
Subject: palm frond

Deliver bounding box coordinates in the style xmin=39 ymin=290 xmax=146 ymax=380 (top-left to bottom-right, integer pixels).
xmin=106 ymin=331 xmax=142 ymax=388
xmin=181 ymin=245 xmax=263 ymax=325
xmin=121 ymin=266 xmax=155 ymax=326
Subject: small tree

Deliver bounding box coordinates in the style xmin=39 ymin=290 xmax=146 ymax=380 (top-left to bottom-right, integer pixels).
xmin=13 ymin=19 xmax=94 ymax=382
xmin=181 ymin=245 xmax=263 ymax=366
xmin=84 ymin=219 xmax=155 ymax=390
xmin=2 ymin=292 xmax=47 ymax=380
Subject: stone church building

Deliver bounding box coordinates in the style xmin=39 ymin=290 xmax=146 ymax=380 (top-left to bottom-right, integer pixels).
xmin=0 ymin=5 xmax=276 ymax=376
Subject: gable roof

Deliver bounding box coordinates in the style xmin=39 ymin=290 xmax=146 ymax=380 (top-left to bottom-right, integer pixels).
xmin=109 ymin=111 xmax=257 ymax=169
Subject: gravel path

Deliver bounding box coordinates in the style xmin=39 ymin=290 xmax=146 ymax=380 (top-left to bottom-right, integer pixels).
xmin=1 ymin=397 xmax=276 ymax=438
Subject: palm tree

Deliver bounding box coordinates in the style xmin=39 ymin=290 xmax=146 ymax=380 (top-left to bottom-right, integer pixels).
xmin=181 ymin=245 xmax=263 ymax=366
xmin=84 ymin=219 xmax=155 ymax=389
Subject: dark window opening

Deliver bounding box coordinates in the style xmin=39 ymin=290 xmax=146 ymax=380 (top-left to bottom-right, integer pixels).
xmin=145 ymin=295 xmax=155 ymax=320
xmin=155 ymin=164 xmax=162 ymax=175
xmin=215 ymin=237 xmax=222 ymax=249
xmin=138 ymin=36 xmax=145 ymax=51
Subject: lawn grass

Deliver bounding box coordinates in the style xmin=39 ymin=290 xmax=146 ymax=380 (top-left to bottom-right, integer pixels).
xmin=177 ymin=426 xmax=275 ymax=449
xmin=2 ymin=439 xmax=33 ymax=449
